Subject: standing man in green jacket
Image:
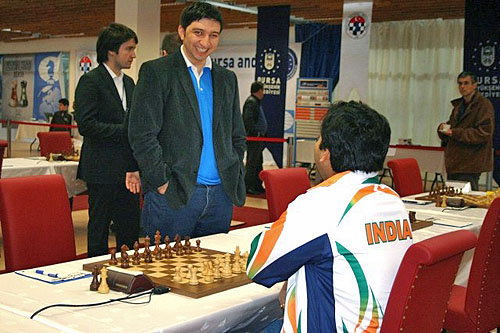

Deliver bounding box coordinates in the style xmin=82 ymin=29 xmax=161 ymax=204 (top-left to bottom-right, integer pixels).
xmin=438 ymin=71 xmax=495 ymax=190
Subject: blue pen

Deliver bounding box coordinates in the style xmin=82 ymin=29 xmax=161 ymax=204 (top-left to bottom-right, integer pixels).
xmin=35 ymin=270 xmax=58 ymax=278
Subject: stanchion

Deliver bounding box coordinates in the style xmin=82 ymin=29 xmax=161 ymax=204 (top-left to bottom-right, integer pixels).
xmin=286 ymin=137 xmax=294 ymax=168
xmin=6 ymin=119 xmax=12 ymax=158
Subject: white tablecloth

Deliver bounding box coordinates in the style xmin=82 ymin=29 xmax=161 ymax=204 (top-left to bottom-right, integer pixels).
xmin=1 ymin=157 xmax=86 ymax=197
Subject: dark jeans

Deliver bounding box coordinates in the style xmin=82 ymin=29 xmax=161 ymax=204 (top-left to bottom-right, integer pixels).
xmin=87 ymin=183 xmax=140 ymax=257
xmin=245 ymin=141 xmax=264 ymax=191
xmin=141 ymin=184 xmax=233 ymax=240
xmin=447 ymin=173 xmax=480 ymax=191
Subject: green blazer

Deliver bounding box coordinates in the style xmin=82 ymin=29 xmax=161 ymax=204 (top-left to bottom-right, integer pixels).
xmin=129 ymin=52 xmax=246 ymax=209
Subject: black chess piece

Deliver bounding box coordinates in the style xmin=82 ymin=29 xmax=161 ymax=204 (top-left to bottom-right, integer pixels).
xmin=90 ymin=265 xmax=100 ymax=291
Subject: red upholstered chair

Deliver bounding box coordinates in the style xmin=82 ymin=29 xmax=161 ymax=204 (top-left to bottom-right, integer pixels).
xmin=0 ymin=140 xmax=7 ymax=178
xmin=443 ymin=197 xmax=500 ymax=333
xmin=381 ymin=230 xmax=477 ymax=333
xmin=0 ymin=174 xmax=82 ymax=272
xmin=37 ymin=131 xmax=73 ymax=157
xmin=387 ymin=158 xmax=424 ymax=197
xmin=259 ymin=167 xmax=311 ymax=221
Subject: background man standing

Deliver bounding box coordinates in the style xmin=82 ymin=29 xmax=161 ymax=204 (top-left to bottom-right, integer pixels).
xmin=243 ymin=81 xmax=267 ymax=194
xmin=438 ymin=71 xmax=495 ymax=190
xmin=49 ymin=98 xmax=72 ymax=134
xmin=161 ymin=32 xmax=181 ymax=57
xmin=129 ymin=3 xmax=246 ymax=240
xmin=75 ymin=23 xmax=141 ymax=257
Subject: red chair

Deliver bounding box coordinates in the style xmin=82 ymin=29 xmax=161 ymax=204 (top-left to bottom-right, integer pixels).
xmin=443 ymin=198 xmax=500 ymax=333
xmin=381 ymin=230 xmax=477 ymax=333
xmin=0 ymin=140 xmax=7 ymax=178
xmin=259 ymin=167 xmax=311 ymax=221
xmin=37 ymin=131 xmax=73 ymax=157
xmin=0 ymin=174 xmax=83 ymax=272
xmin=387 ymin=158 xmax=424 ymax=197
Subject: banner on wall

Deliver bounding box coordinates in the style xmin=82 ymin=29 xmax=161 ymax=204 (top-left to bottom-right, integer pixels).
xmin=75 ymin=50 xmax=97 ymax=91
xmin=337 ymin=0 xmax=373 ymax=102
xmin=464 ymin=0 xmax=500 ymax=184
xmin=255 ymin=5 xmax=291 ymax=168
xmin=1 ymin=55 xmax=35 ymax=121
xmin=34 ymin=52 xmax=65 ymax=120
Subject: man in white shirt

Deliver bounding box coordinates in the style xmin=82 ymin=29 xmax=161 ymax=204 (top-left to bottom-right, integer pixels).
xmin=74 ymin=23 xmax=141 ymax=257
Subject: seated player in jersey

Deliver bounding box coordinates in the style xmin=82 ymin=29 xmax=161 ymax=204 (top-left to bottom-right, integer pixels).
xmin=246 ymin=101 xmax=413 ymax=332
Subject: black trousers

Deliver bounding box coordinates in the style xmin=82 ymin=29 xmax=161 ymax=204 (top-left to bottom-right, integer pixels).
xmin=447 ymin=173 xmax=480 ymax=191
xmin=245 ymin=141 xmax=264 ymax=190
xmin=87 ymin=182 xmax=140 ymax=257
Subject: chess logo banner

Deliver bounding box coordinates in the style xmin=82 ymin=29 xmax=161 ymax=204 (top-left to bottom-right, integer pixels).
xmin=345 ymin=12 xmax=369 ymax=39
xmin=481 ymin=45 xmax=495 ymax=68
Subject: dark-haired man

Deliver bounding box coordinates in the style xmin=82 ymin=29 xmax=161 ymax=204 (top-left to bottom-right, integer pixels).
xmin=129 ymin=3 xmax=246 ymax=240
xmin=438 ymin=71 xmax=494 ymax=190
xmin=75 ymin=23 xmax=140 ymax=257
xmin=161 ymin=32 xmax=181 ymax=56
xmin=243 ymin=81 xmax=267 ymax=194
xmin=247 ymin=101 xmax=413 ymax=332
xmin=50 ymin=98 xmax=72 ymax=134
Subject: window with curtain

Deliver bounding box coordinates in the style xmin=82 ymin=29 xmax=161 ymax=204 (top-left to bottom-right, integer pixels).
xmin=368 ymin=19 xmax=465 ymax=146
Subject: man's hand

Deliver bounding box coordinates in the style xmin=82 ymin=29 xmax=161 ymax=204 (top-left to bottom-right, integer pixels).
xmin=125 ymin=171 xmax=141 ymax=194
xmin=157 ymin=182 xmax=169 ymax=195
xmin=279 ymin=281 xmax=287 ymax=310
xmin=439 ymin=123 xmax=452 ymax=136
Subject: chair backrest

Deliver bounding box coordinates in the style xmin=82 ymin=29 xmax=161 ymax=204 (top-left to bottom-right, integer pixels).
xmin=0 ymin=140 xmax=7 ymax=179
xmin=387 ymin=158 xmax=423 ymax=197
xmin=259 ymin=167 xmax=311 ymax=221
xmin=37 ymin=131 xmax=73 ymax=157
xmin=463 ymin=197 xmax=500 ymax=331
xmin=381 ymin=230 xmax=477 ymax=333
xmin=0 ymin=174 xmax=77 ymax=272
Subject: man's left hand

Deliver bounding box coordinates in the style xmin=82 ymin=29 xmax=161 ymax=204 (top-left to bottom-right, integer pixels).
xmin=125 ymin=171 xmax=141 ymax=194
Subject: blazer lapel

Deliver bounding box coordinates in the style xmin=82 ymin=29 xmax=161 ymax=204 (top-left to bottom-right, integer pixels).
xmin=211 ymin=65 xmax=222 ymax=133
xmin=98 ymin=64 xmax=124 ymax=109
xmin=174 ymin=54 xmax=202 ymax=130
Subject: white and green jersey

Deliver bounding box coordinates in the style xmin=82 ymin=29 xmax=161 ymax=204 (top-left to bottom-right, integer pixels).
xmin=247 ymin=171 xmax=413 ymax=332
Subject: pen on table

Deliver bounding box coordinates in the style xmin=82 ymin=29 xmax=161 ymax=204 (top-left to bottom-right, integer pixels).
xmin=403 ymin=200 xmax=419 ymax=204
xmin=35 ymin=270 xmax=59 ymax=278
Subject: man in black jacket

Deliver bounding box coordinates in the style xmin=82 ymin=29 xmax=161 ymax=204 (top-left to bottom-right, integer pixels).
xmin=74 ymin=23 xmax=140 ymax=257
xmin=243 ymin=81 xmax=267 ymax=194
xmin=129 ymin=3 xmax=246 ymax=240
xmin=50 ymin=98 xmax=72 ymax=135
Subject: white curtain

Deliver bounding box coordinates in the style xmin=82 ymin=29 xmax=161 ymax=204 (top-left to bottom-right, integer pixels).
xmin=368 ymin=19 xmax=464 ymax=146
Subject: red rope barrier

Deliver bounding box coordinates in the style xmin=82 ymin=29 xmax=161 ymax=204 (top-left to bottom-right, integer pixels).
xmin=246 ymin=136 xmax=287 ymax=143
xmin=0 ymin=119 xmax=77 ymax=129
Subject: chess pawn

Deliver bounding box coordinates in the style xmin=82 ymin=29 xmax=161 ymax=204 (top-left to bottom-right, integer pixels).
xmin=164 ymin=235 xmax=170 ymax=245
xmin=240 ymin=258 xmax=247 ymax=272
xmin=232 ymin=259 xmax=241 ymax=274
xmin=173 ymin=266 xmax=182 ymax=282
xmin=132 ymin=254 xmax=140 ymax=265
xmin=98 ymin=267 xmax=110 ymax=294
xmin=186 ymin=264 xmax=193 ymax=279
xmin=145 ymin=250 xmax=153 ymax=263
xmin=109 ymin=249 xmax=118 ymax=265
xmin=234 ymin=246 xmax=241 ymax=262
xmin=143 ymin=236 xmax=151 ymax=258
xmin=90 ymin=265 xmax=100 ymax=291
xmin=165 ymin=245 xmax=172 ymax=259
xmin=9 ymin=80 xmax=18 ymax=108
xmin=441 ymin=195 xmax=448 ymax=207
xmin=204 ymin=262 xmax=214 ymax=283
xmin=155 ymin=248 xmax=163 ymax=260
xmin=222 ymin=254 xmax=232 ymax=278
xmin=213 ymin=259 xmax=221 ymax=279
xmin=196 ymin=239 xmax=202 ymax=252
xmin=189 ymin=267 xmax=199 ymax=285
xmin=202 ymin=260 xmax=209 ymax=276
xmin=19 ymin=80 xmax=28 ymax=107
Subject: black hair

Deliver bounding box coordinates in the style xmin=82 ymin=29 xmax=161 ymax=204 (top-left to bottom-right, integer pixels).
xmin=180 ymin=2 xmax=224 ymax=31
xmin=320 ymin=101 xmax=391 ymax=173
xmin=58 ymin=98 xmax=69 ymax=106
xmin=457 ymin=71 xmax=477 ymax=84
xmin=161 ymin=32 xmax=181 ymax=54
xmin=251 ymin=81 xmax=264 ymax=94
xmin=96 ymin=23 xmax=138 ymax=64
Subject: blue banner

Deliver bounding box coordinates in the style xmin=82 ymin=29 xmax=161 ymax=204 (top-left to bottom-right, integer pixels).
xmin=464 ymin=0 xmax=500 ymax=184
xmin=255 ymin=5 xmax=290 ymax=168
xmin=34 ymin=52 xmax=63 ymax=120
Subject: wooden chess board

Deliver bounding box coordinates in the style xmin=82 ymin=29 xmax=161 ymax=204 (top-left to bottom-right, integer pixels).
xmin=415 ymin=193 xmax=491 ymax=208
xmin=83 ymin=248 xmax=252 ymax=298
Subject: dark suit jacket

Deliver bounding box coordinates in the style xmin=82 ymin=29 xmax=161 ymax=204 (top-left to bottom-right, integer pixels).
xmin=49 ymin=111 xmax=73 ymax=134
xmin=74 ymin=64 xmax=136 ymax=184
xmin=129 ymin=51 xmax=246 ymax=209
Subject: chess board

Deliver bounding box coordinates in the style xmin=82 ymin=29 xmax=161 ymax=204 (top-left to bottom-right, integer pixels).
xmin=83 ymin=248 xmax=252 ymax=298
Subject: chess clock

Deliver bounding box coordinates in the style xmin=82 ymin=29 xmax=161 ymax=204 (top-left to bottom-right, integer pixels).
xmin=107 ymin=266 xmax=154 ymax=294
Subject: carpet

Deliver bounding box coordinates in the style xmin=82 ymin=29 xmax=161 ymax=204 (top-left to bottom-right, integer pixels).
xmin=231 ymin=206 xmax=270 ymax=230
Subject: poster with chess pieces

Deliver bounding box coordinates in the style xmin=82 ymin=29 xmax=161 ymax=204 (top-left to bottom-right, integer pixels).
xmin=83 ymin=232 xmax=251 ymax=298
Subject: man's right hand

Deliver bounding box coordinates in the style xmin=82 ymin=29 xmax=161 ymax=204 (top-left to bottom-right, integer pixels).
xmin=157 ymin=182 xmax=169 ymax=194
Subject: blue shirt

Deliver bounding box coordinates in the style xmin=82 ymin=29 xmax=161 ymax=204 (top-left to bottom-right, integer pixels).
xmin=188 ymin=67 xmax=221 ymax=185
